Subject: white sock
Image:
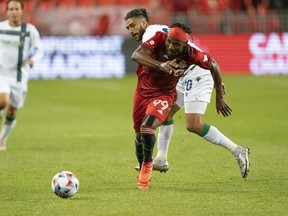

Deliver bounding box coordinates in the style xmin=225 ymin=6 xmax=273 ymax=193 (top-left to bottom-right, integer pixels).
xmin=156 ymin=124 xmax=173 ymax=159
xmin=0 ymin=119 xmax=17 ymax=144
xmin=203 ymin=125 xmax=238 ymax=152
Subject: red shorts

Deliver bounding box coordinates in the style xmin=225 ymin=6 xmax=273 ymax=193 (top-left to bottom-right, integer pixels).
xmin=133 ymin=91 xmax=176 ymax=132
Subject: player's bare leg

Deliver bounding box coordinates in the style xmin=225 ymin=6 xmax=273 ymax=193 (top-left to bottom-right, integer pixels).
xmin=186 ymin=112 xmax=250 ymax=178
xmin=0 ymin=93 xmax=9 ymax=150
xmin=0 ymin=93 xmax=8 ymax=122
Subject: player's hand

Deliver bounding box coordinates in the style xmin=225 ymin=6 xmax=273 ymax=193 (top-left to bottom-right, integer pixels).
xmin=216 ymin=96 xmax=232 ymax=117
xmin=160 ymin=59 xmax=178 ymax=75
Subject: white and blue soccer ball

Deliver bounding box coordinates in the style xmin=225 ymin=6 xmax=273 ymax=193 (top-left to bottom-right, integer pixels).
xmin=51 ymin=171 xmax=79 ymax=198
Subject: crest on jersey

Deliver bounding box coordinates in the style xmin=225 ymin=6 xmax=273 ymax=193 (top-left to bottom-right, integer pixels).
xmin=162 ymin=28 xmax=169 ymax=33
xmin=149 ymin=40 xmax=155 ymax=45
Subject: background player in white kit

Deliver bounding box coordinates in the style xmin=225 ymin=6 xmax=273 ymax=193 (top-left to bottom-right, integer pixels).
xmin=125 ymin=8 xmax=250 ymax=178
xmin=0 ymin=0 xmax=43 ymax=150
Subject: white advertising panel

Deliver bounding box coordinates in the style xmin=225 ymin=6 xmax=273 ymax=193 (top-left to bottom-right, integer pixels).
xmin=30 ymin=36 xmax=125 ymax=79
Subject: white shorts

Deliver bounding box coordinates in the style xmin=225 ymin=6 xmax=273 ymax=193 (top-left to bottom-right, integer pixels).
xmin=0 ymin=79 xmax=27 ymax=108
xmin=175 ymin=65 xmax=214 ymax=114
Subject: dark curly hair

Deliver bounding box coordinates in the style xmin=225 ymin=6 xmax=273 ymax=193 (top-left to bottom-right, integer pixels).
xmin=124 ymin=8 xmax=150 ymax=22
xmin=169 ymin=23 xmax=192 ymax=34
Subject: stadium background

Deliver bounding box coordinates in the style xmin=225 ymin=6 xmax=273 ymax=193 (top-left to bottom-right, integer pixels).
xmin=1 ymin=1 xmax=288 ymax=215
xmin=1 ymin=0 xmax=288 ymax=77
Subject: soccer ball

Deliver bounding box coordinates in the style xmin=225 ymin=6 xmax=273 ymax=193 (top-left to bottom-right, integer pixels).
xmin=51 ymin=171 xmax=79 ymax=198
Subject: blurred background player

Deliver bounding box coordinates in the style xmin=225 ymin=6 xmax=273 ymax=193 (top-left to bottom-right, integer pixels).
xmin=0 ymin=0 xmax=43 ymax=150
xmin=125 ymin=8 xmax=250 ymax=179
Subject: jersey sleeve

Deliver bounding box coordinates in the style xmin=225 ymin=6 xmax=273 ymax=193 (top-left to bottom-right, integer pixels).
xmin=189 ymin=48 xmax=212 ymax=70
xmin=141 ymin=31 xmax=166 ymax=53
xmin=29 ymin=24 xmax=44 ymax=62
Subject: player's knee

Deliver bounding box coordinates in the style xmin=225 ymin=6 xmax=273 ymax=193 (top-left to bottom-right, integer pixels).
xmin=165 ymin=113 xmax=174 ymax=121
xmin=141 ymin=133 xmax=156 ymax=145
xmin=0 ymin=94 xmax=9 ymax=108
xmin=6 ymin=107 xmax=17 ymax=119
xmin=0 ymin=102 xmax=8 ymax=110
xmin=186 ymin=122 xmax=202 ymax=135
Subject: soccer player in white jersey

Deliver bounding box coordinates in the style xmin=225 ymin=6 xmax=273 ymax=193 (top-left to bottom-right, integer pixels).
xmin=125 ymin=8 xmax=250 ymax=178
xmin=0 ymin=0 xmax=43 ymax=150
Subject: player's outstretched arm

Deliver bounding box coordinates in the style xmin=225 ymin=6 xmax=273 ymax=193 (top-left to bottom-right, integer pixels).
xmin=209 ymin=58 xmax=233 ymax=117
xmin=131 ymin=45 xmax=179 ymax=74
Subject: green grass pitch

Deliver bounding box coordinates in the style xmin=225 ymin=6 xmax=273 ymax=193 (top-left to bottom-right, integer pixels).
xmin=0 ymin=75 xmax=287 ymax=215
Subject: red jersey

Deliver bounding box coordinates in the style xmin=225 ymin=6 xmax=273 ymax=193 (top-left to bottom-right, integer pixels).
xmin=135 ymin=31 xmax=212 ymax=98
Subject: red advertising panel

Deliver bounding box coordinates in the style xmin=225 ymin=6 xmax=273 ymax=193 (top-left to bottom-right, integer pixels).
xmin=30 ymin=33 xmax=287 ymax=79
xmin=192 ymin=33 xmax=288 ymax=75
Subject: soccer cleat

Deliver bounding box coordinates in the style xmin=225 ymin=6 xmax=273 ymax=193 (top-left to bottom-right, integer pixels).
xmin=137 ymin=161 xmax=153 ymax=189
xmin=232 ymin=145 xmax=250 ymax=178
xmin=134 ymin=157 xmax=169 ymax=173
xmin=135 ymin=165 xmax=140 ymax=172
xmin=153 ymin=157 xmax=169 ymax=173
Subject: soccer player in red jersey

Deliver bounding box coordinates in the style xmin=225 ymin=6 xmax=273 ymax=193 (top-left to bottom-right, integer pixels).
xmin=126 ymin=9 xmax=250 ymax=182
xmin=130 ymin=22 xmax=232 ymax=189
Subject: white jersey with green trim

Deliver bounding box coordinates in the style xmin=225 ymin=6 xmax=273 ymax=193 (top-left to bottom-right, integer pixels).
xmin=0 ymin=20 xmax=43 ymax=84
